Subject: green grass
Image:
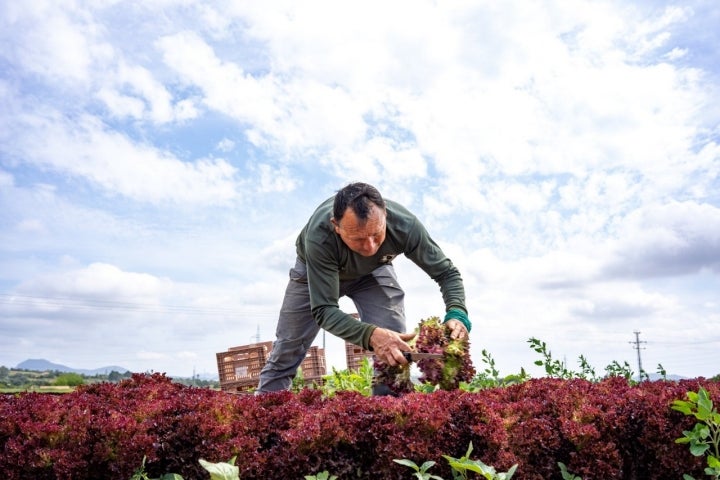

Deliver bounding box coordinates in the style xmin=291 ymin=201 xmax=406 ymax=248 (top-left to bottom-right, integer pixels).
xmin=0 ymin=385 xmax=76 ymax=394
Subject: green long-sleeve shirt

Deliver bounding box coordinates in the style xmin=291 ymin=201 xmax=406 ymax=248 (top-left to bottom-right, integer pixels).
xmin=296 ymin=197 xmax=466 ymax=350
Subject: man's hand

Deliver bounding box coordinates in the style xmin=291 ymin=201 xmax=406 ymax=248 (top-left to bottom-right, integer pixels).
xmin=445 ymin=319 xmax=469 ymax=340
xmin=369 ymin=327 xmax=417 ymax=366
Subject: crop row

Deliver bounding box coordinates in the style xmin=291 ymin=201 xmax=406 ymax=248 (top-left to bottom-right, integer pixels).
xmin=1 ymin=373 xmax=718 ymax=479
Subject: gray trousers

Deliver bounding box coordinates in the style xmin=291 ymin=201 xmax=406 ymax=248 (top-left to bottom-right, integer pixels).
xmin=256 ymin=257 xmax=405 ymax=392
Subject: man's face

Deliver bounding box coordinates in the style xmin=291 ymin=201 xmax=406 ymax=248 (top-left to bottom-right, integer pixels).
xmin=332 ymin=204 xmax=387 ymax=257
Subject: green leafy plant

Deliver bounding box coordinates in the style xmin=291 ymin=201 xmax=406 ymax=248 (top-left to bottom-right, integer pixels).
xmin=672 ymin=387 xmax=720 ymax=479
xmin=558 ymin=462 xmax=582 ymax=480
xmin=321 ymin=356 xmax=373 ymax=396
xmin=604 ymin=360 xmax=634 ymax=381
xmin=414 ymin=382 xmax=441 ymax=393
xmin=395 ymin=443 xmax=517 ymax=480
xmin=529 ymin=337 xmax=639 ymax=383
xmin=480 ymin=348 xmax=501 ymax=381
xmin=130 ymin=457 xmax=239 ymax=480
xmin=129 ymin=456 xmax=182 ymax=480
xmin=528 ymin=337 xmax=573 ymax=379
xmin=198 ymin=457 xmax=240 ymax=480
xmin=459 ymin=349 xmax=528 ymax=391
xmin=291 ymin=366 xmax=307 ymax=393
xmin=304 ymin=471 xmax=338 ymax=480
xmin=443 ymin=442 xmax=517 ymax=480
xmin=393 ymin=459 xmax=444 ymax=480
xmin=577 ymin=355 xmax=597 ymax=382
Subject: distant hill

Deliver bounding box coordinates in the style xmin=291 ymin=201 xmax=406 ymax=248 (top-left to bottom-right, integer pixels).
xmin=16 ymin=358 xmax=129 ymax=376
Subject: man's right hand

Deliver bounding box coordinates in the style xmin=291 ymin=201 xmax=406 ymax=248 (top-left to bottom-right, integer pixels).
xmin=369 ymin=327 xmax=416 ymax=366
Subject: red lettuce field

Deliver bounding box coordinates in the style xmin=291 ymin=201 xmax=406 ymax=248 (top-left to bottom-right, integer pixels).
xmin=1 ymin=373 xmax=717 ymax=479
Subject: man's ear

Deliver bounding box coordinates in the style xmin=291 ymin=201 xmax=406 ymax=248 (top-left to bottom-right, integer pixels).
xmin=330 ymin=217 xmax=340 ymax=232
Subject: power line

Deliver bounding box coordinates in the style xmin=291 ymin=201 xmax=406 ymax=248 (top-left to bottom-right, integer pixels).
xmin=0 ymin=293 xmax=276 ymax=317
xmin=650 ymin=338 xmax=720 ymax=346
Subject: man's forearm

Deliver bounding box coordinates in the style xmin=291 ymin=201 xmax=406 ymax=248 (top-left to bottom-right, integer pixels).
xmin=434 ymin=266 xmax=467 ymax=312
xmin=312 ymin=305 xmax=376 ymax=349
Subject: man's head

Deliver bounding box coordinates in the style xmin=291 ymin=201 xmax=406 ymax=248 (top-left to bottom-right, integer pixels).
xmin=331 ymin=183 xmax=387 ymax=257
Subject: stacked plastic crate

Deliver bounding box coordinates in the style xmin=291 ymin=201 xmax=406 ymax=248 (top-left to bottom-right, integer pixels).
xmin=216 ymin=341 xmax=326 ymax=393
xmin=342 ymin=312 xmax=374 ymax=371
xmin=298 ymin=346 xmax=326 ymax=385
xmin=344 ymin=341 xmax=374 ymax=371
xmin=216 ymin=341 xmax=273 ymax=393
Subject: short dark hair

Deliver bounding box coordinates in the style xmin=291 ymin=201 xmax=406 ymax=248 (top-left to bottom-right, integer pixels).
xmin=333 ymin=182 xmax=386 ymax=223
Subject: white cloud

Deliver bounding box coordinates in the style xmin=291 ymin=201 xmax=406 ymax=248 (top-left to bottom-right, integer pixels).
xmin=215 ymin=138 xmax=235 ymax=152
xmin=95 ymin=60 xmax=202 ymax=124
xmin=96 ymin=87 xmax=145 ymax=119
xmin=569 ymin=282 xmax=677 ymax=321
xmin=115 ymin=62 xmax=174 ymax=124
xmin=1 ymin=1 xmax=94 ymax=83
xmin=0 ymin=169 xmax=14 ymax=187
xmin=173 ymin=98 xmax=200 ymax=121
xmin=603 ymin=201 xmax=720 ymax=278
xmin=4 ymin=110 xmax=242 ymax=205
xmin=628 ymin=6 xmax=691 ymax=57
xmin=665 ymin=47 xmax=688 ymax=60
xmin=15 ymin=219 xmax=46 ymax=234
xmin=157 ymin=31 xmax=375 ymax=158
xmin=149 ymin=0 xmax=711 ymax=204
xmin=137 ymin=351 xmax=167 ymax=360
xmin=176 ymin=351 xmax=199 ymax=359
xmin=365 ymin=138 xmax=427 ymax=179
xmin=256 ymin=163 xmax=297 ymax=193
xmin=19 ymin=263 xmax=169 ymax=300
xmin=157 ymin=31 xmax=282 ymax=133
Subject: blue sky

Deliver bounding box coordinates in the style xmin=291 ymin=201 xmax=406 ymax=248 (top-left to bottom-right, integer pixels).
xmin=1 ymin=0 xmax=719 ymax=380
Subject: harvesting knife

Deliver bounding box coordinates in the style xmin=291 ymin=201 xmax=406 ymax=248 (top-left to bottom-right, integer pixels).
xmin=403 ymin=352 xmax=443 ymax=362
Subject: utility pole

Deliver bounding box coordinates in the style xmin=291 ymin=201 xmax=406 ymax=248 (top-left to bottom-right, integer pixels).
xmin=630 ymin=331 xmax=647 ymax=381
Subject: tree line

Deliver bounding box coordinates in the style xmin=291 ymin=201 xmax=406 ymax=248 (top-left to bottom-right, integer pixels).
xmin=0 ymin=366 xmax=219 ymax=391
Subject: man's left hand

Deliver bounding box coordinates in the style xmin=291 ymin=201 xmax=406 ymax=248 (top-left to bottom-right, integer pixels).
xmin=445 ymin=319 xmax=468 ymax=340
